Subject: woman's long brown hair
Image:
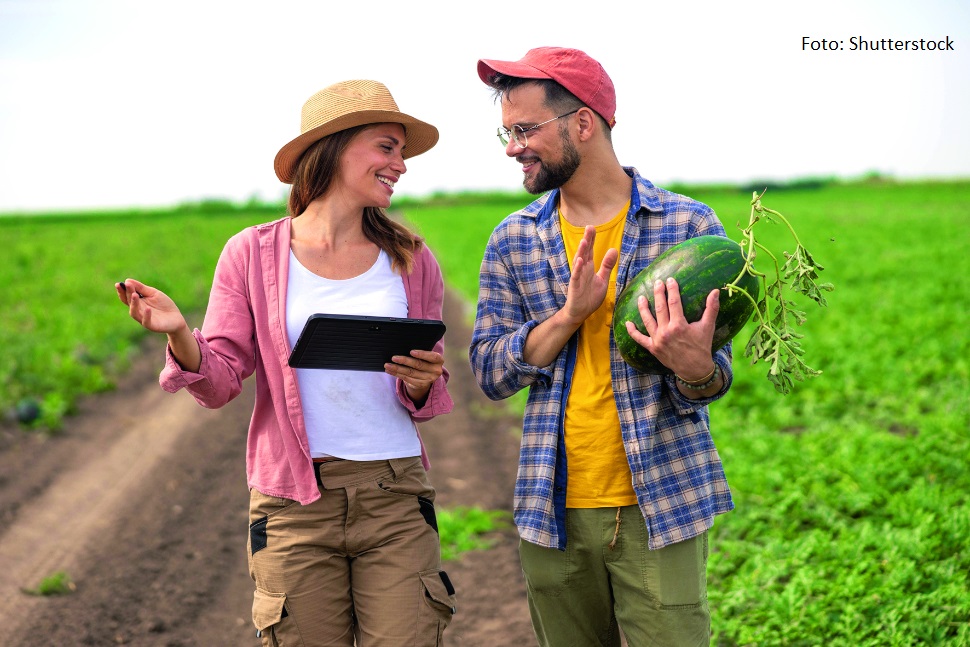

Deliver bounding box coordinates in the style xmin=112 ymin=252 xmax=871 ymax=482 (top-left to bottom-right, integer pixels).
xmin=286 ymin=124 xmax=422 ymax=273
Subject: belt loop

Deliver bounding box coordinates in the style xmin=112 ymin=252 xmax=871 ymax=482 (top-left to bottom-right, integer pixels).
xmin=314 ymin=463 xmax=324 ymax=490
xmin=388 ymin=457 xmax=409 ymax=480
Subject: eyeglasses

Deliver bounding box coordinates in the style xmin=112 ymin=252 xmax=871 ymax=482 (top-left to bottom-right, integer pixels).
xmin=496 ymin=109 xmax=579 ymax=148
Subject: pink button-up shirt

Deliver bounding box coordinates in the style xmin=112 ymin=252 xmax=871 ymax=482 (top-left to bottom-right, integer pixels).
xmin=159 ymin=216 xmax=453 ymax=505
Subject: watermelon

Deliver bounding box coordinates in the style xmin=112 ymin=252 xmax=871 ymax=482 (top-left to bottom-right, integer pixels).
xmin=612 ymin=235 xmax=760 ymax=374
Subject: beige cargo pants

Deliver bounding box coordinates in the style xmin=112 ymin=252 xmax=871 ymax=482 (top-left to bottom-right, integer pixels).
xmin=248 ymin=457 xmax=456 ymax=646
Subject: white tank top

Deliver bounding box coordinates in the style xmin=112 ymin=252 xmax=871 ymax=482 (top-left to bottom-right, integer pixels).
xmin=285 ymin=248 xmax=420 ymax=460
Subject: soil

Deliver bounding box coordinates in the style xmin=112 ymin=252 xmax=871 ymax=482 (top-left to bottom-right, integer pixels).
xmin=0 ymin=289 xmax=539 ymax=646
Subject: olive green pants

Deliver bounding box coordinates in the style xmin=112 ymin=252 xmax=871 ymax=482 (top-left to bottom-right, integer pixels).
xmin=247 ymin=457 xmax=456 ymax=647
xmin=518 ymin=506 xmax=710 ymax=647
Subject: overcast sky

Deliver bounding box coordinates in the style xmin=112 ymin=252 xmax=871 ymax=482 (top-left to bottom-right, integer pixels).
xmin=0 ymin=0 xmax=967 ymax=213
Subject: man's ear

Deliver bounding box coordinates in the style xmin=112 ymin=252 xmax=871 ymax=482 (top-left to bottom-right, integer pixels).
xmin=576 ymin=107 xmax=597 ymax=142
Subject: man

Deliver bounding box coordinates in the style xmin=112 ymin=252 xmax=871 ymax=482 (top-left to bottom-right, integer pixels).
xmin=469 ymin=46 xmax=734 ymax=646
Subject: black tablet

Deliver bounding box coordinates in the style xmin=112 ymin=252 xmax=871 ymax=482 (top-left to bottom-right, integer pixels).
xmin=287 ymin=314 xmax=446 ymax=371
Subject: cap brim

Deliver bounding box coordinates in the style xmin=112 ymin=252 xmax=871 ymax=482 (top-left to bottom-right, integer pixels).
xmin=477 ymin=58 xmax=553 ymax=85
xmin=274 ymin=111 xmax=439 ymax=184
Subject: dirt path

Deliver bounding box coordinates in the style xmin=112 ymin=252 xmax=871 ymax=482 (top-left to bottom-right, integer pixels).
xmin=0 ymin=289 xmax=537 ymax=646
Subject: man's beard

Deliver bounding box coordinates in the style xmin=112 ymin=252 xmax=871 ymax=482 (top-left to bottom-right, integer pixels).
xmin=523 ymin=132 xmax=581 ymax=195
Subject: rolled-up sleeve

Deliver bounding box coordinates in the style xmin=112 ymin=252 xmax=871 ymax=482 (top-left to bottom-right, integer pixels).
xmin=158 ymin=238 xmax=256 ymax=409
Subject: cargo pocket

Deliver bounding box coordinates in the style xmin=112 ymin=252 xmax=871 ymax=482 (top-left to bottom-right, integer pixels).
xmin=252 ymin=588 xmax=287 ymax=647
xmin=416 ymin=569 xmax=456 ymax=645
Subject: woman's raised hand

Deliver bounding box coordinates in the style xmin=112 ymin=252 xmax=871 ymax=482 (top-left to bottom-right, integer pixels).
xmin=115 ymin=279 xmax=188 ymax=335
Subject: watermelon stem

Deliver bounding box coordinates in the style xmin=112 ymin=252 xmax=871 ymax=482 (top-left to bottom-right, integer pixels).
xmin=722 ymin=190 xmax=833 ymax=394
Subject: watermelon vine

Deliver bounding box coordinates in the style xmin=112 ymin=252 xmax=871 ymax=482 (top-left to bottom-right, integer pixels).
xmin=726 ymin=190 xmax=834 ymax=394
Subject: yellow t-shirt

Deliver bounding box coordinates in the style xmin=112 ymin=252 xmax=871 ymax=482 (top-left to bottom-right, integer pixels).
xmin=559 ymin=202 xmax=638 ymax=508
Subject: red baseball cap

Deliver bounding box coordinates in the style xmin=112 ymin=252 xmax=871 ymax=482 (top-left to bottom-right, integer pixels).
xmin=477 ymin=46 xmax=617 ymax=128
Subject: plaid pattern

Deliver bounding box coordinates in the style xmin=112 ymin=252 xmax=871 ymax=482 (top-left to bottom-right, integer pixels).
xmin=469 ymin=168 xmax=735 ymax=550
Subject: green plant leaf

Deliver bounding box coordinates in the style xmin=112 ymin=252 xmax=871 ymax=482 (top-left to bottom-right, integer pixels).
xmin=727 ymin=191 xmax=833 ymax=394
xmin=21 ymin=570 xmax=74 ymax=596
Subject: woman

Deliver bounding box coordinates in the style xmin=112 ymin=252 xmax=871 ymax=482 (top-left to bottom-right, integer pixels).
xmin=116 ymin=80 xmax=456 ymax=646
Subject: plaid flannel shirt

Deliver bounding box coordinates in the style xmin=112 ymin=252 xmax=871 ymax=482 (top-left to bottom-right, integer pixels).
xmin=469 ymin=168 xmax=735 ymax=550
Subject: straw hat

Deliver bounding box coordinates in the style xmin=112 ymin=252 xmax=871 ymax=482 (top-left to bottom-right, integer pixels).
xmin=274 ymin=80 xmax=439 ymax=183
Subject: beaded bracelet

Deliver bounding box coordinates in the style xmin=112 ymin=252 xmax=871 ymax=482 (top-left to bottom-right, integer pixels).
xmin=675 ymin=364 xmax=720 ymax=391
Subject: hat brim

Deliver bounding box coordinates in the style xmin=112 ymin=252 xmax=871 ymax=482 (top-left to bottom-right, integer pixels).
xmin=274 ymin=110 xmax=439 ymax=184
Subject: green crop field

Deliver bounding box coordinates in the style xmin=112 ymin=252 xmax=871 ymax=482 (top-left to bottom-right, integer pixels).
xmin=0 ymin=201 xmax=279 ymax=428
xmin=1 ymin=180 xmax=968 ymax=644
